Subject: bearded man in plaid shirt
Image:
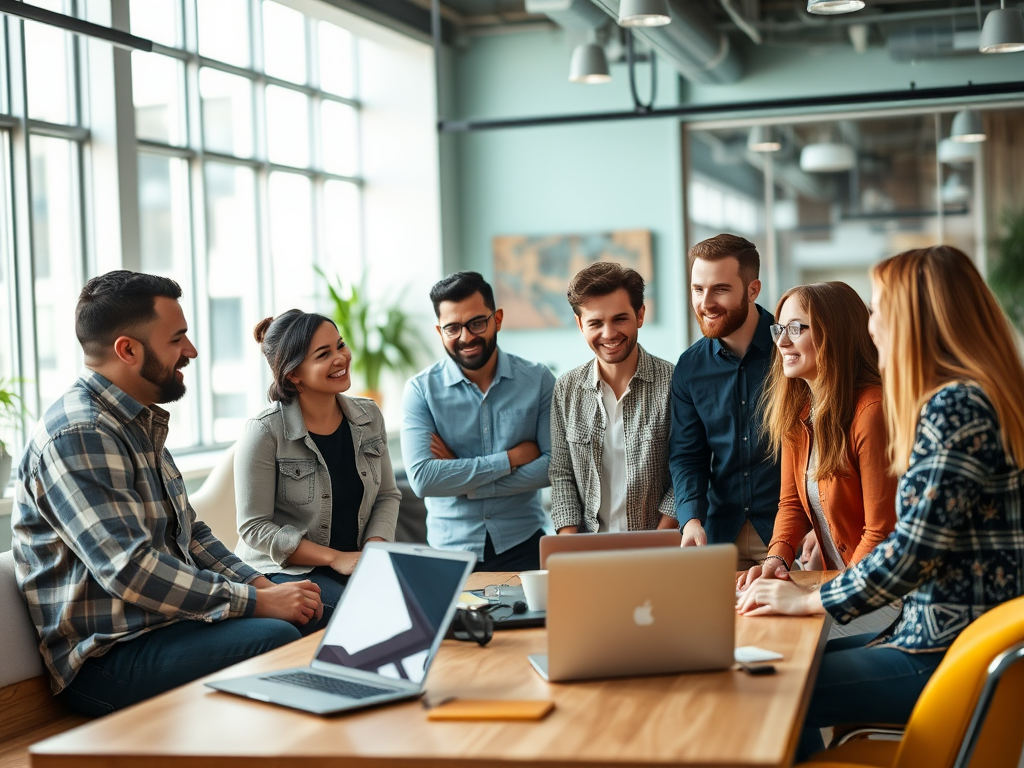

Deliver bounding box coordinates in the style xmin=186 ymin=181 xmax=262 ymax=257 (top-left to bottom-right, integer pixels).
xmin=13 ymin=271 xmax=323 ymax=716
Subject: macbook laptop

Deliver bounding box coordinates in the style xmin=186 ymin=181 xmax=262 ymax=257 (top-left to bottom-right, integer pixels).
xmin=538 ymin=529 xmax=682 ymax=569
xmin=528 ymin=544 xmax=736 ymax=682
xmin=206 ymin=542 xmax=475 ymax=714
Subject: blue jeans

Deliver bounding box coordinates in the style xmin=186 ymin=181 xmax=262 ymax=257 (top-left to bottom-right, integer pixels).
xmin=61 ymin=618 xmax=301 ymax=716
xmin=797 ymin=632 xmax=946 ymax=761
xmin=269 ymin=567 xmax=349 ymax=635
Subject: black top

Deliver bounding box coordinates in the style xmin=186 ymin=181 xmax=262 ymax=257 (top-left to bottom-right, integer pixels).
xmin=309 ymin=417 xmax=363 ymax=553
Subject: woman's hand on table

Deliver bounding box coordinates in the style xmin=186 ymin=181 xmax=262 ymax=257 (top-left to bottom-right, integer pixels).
xmin=736 ymin=577 xmax=825 ymax=617
xmin=736 ymin=559 xmax=790 ymax=591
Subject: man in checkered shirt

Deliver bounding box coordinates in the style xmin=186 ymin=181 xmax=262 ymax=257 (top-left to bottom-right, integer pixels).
xmin=549 ymin=262 xmax=676 ymax=534
xmin=13 ymin=271 xmax=323 ymax=716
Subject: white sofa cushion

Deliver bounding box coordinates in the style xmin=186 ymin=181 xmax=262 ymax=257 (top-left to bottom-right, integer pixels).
xmin=0 ymin=549 xmax=45 ymax=688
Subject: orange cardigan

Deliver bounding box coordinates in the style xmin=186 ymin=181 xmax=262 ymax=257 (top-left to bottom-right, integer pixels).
xmin=767 ymin=387 xmax=897 ymax=569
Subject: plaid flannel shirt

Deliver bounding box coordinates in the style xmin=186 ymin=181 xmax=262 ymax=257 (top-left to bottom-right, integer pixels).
xmin=12 ymin=370 xmax=261 ymax=692
xmin=549 ymin=346 xmax=675 ymax=532
xmin=820 ymin=383 xmax=1024 ymax=652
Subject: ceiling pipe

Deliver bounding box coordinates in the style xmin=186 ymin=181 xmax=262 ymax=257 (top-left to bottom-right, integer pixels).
xmin=734 ymin=3 xmax=1003 ymax=31
xmin=436 ymin=80 xmax=1024 ymax=132
xmin=719 ymin=0 xmax=763 ymax=44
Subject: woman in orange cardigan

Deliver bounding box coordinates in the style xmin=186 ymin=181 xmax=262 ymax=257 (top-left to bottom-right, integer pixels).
xmin=738 ymin=281 xmax=896 ymax=590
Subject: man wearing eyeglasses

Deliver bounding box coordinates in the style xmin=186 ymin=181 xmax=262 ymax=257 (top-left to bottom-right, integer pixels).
xmin=401 ymin=271 xmax=555 ymax=572
xmin=669 ymin=234 xmax=782 ymax=570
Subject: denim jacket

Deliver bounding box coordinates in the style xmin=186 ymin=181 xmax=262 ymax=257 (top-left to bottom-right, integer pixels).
xmin=234 ymin=394 xmax=401 ymax=575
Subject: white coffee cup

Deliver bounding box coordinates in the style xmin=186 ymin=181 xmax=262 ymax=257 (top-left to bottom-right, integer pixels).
xmin=519 ymin=569 xmax=549 ymax=612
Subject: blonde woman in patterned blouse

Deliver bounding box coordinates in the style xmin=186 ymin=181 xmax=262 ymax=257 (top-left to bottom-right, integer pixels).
xmin=737 ymin=246 xmax=1024 ymax=760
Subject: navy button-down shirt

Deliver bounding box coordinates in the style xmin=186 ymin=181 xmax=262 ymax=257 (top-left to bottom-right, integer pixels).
xmin=669 ymin=305 xmax=781 ymax=545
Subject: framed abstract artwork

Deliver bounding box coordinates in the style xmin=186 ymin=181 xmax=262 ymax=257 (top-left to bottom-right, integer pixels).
xmin=492 ymin=229 xmax=654 ymax=330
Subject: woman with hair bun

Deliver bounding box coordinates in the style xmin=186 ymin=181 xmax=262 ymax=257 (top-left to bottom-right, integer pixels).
xmin=738 ymin=247 xmax=1024 ymax=759
xmin=234 ymin=310 xmax=400 ymax=632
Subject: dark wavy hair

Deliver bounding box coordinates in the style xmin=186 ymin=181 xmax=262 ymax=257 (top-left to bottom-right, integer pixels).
xmin=566 ymin=262 xmax=645 ymax=316
xmin=254 ymin=310 xmax=337 ymax=404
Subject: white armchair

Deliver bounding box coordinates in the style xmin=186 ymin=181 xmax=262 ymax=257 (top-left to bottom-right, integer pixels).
xmin=189 ymin=444 xmax=239 ymax=551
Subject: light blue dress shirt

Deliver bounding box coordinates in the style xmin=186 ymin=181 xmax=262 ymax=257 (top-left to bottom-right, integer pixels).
xmin=401 ymin=348 xmax=554 ymax=558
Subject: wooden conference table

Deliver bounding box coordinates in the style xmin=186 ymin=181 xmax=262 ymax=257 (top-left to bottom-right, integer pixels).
xmin=30 ymin=571 xmax=834 ymax=768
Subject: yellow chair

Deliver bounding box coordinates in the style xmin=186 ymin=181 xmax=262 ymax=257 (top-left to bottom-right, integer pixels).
xmin=798 ymin=594 xmax=1024 ymax=768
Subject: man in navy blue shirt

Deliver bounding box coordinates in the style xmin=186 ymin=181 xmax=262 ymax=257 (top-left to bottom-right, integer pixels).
xmin=669 ymin=234 xmax=781 ymax=570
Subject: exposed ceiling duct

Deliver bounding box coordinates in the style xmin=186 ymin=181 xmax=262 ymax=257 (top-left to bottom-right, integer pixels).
xmin=524 ymin=0 xmax=609 ymax=29
xmin=526 ymin=0 xmax=742 ymax=83
xmin=887 ymin=25 xmax=983 ymax=61
xmin=593 ymin=0 xmax=742 ymax=83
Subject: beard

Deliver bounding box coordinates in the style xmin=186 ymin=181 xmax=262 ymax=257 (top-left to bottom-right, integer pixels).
xmin=141 ymin=342 xmax=188 ymax=403
xmin=445 ymin=333 xmax=497 ymax=371
xmin=696 ymin=301 xmax=750 ymax=340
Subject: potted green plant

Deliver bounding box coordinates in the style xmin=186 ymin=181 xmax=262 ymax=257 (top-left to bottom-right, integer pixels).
xmin=0 ymin=376 xmax=29 ymax=495
xmin=990 ymin=207 xmax=1024 ymax=336
xmin=316 ymin=268 xmax=428 ymax=404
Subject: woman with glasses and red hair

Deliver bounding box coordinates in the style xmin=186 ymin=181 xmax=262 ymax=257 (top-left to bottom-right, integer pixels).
xmin=738 ymin=246 xmax=1024 ymax=760
xmin=737 ymin=282 xmax=897 ymax=610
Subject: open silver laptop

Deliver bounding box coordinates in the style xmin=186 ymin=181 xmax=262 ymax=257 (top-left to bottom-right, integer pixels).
xmin=528 ymin=544 xmax=736 ymax=682
xmin=207 ymin=542 xmax=475 ymax=714
xmin=539 ymin=529 xmax=682 ymax=569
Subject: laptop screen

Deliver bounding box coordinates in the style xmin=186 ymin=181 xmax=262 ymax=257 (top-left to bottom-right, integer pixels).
xmin=314 ymin=547 xmax=468 ymax=683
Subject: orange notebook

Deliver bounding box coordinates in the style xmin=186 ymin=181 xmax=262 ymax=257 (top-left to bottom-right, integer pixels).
xmin=426 ymin=699 xmax=554 ymax=721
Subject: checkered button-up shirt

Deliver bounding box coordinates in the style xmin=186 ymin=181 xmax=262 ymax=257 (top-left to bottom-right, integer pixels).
xmin=821 ymin=383 xmax=1024 ymax=652
xmin=550 ymin=346 xmax=676 ymax=532
xmin=13 ymin=370 xmax=261 ymax=692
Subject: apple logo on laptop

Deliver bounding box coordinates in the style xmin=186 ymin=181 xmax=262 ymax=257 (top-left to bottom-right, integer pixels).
xmin=633 ymin=600 xmax=654 ymax=626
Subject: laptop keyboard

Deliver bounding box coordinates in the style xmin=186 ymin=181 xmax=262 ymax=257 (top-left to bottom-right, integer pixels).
xmin=263 ymin=671 xmax=393 ymax=699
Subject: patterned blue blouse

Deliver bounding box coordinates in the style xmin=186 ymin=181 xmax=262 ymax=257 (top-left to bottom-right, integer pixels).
xmin=820 ymin=382 xmax=1024 ymax=652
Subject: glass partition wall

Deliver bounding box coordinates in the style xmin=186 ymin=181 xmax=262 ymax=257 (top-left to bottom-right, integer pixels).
xmin=684 ymin=106 xmax=1015 ymax=325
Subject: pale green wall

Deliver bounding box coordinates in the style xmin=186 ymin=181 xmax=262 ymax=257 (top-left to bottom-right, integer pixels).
xmin=441 ymin=27 xmax=1022 ymax=375
xmin=444 ymin=30 xmax=689 ymax=376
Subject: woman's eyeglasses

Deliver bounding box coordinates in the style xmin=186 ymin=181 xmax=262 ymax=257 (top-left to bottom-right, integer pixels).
xmin=441 ymin=312 xmax=494 ymax=339
xmin=770 ymin=322 xmax=810 ymax=342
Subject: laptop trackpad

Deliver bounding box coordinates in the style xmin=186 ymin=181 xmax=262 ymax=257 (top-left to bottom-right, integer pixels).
xmin=528 ymin=654 xmax=549 ymax=681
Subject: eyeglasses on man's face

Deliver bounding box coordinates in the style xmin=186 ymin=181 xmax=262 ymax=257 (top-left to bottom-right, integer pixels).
xmin=441 ymin=312 xmax=494 ymax=339
xmin=770 ymin=322 xmax=811 ymax=342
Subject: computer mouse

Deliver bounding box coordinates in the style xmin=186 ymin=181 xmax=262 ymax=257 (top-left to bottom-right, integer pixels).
xmin=512 ymin=600 xmax=528 ymax=614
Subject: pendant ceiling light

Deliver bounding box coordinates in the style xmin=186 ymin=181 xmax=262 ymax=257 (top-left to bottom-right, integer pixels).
xmin=937 ymin=137 xmax=979 ymax=165
xmin=569 ymin=43 xmax=611 ymax=83
xmin=619 ymin=0 xmax=672 ymax=27
xmin=800 ymin=142 xmax=856 ymax=172
xmin=941 ymin=173 xmax=971 ymax=204
xmin=950 ymin=110 xmax=986 ymax=143
xmin=807 ymin=0 xmax=865 ymax=16
xmin=980 ymin=1 xmax=1024 ymax=53
xmin=748 ymin=125 xmax=782 ymax=152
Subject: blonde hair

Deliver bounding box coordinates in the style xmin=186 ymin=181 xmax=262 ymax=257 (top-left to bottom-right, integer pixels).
xmin=760 ymin=282 xmax=880 ymax=480
xmin=873 ymin=246 xmax=1024 ymax=474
